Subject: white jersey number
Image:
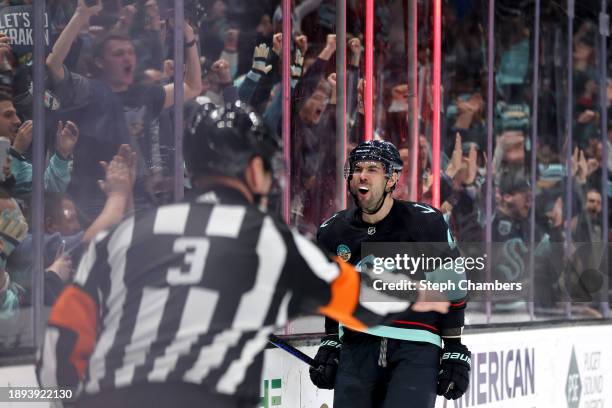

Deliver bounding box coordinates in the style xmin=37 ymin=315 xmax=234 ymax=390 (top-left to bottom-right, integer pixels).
xmin=167 ymin=237 xmax=210 ymax=284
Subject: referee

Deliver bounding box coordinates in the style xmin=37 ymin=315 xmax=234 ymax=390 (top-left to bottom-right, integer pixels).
xmin=37 ymin=102 xmax=447 ymax=407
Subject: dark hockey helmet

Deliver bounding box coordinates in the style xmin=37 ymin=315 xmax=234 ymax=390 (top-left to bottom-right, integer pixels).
xmin=344 ymin=140 xmax=403 ymax=180
xmin=185 ymin=101 xmax=281 ymax=180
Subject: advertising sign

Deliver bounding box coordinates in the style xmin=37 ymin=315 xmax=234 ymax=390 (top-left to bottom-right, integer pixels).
xmin=260 ymin=325 xmax=612 ymax=408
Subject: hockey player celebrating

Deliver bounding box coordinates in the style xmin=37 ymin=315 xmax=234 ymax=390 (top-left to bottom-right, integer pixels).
xmin=36 ymin=103 xmax=448 ymax=407
xmin=310 ymin=140 xmax=471 ymax=407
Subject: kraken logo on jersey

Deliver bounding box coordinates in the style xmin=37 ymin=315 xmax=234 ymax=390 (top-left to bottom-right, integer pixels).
xmin=336 ymin=244 xmax=352 ymax=262
xmin=368 ymin=227 xmax=376 ymax=235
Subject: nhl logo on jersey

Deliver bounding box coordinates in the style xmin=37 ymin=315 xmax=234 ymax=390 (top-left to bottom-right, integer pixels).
xmin=336 ymin=244 xmax=351 ymax=262
xmin=367 ymin=227 xmax=376 ymax=235
xmin=498 ymin=220 xmax=512 ymax=236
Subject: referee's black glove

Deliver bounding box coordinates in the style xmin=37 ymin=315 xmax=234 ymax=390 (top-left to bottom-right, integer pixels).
xmin=437 ymin=341 xmax=471 ymax=400
xmin=309 ymin=334 xmax=340 ymax=389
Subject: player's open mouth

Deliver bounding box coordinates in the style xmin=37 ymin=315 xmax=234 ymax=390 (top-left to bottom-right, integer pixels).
xmin=358 ymin=186 xmax=369 ymax=195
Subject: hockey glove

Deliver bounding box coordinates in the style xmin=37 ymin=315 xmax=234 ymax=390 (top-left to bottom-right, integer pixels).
xmin=290 ymin=49 xmax=304 ymax=88
xmin=251 ymin=44 xmax=273 ymax=77
xmin=309 ymin=334 xmax=340 ymax=389
xmin=437 ymin=341 xmax=471 ymax=400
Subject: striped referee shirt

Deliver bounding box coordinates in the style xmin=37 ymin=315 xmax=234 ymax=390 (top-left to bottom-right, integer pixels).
xmin=36 ymin=186 xmax=373 ymax=401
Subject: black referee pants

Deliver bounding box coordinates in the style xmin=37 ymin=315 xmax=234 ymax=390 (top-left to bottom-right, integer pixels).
xmin=333 ymin=332 xmax=440 ymax=408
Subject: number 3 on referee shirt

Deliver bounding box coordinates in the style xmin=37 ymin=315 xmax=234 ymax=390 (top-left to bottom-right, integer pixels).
xmin=167 ymin=237 xmax=211 ymax=284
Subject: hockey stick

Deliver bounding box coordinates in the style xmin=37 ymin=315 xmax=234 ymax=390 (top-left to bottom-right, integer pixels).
xmin=268 ymin=334 xmax=319 ymax=369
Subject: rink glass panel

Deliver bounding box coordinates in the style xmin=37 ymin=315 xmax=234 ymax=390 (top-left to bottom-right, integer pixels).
xmin=0 ymin=0 xmax=41 ymax=363
xmin=1 ymin=0 xmax=611 ymax=365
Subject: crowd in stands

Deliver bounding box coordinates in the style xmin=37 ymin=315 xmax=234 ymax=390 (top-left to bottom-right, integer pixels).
xmin=0 ymin=0 xmax=611 ymax=350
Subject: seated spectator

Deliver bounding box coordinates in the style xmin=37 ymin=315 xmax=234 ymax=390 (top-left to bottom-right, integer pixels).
xmin=583 ymin=140 xmax=606 ymax=192
xmin=607 ymin=107 xmax=612 ymax=182
xmin=7 ymin=192 xmax=83 ymax=296
xmin=492 ymin=170 xmax=533 ymax=242
xmin=197 ymin=58 xmax=237 ymax=107
xmin=573 ymin=27 xmax=597 ymax=74
xmin=273 ymin=0 xmax=323 ymax=37
xmin=291 ymin=35 xmax=337 ymax=234
xmin=495 ymin=20 xmax=529 ymax=102
xmin=490 ymin=171 xmax=563 ymax=310
xmin=7 ymin=144 xmax=136 ymax=307
xmin=417 ymin=135 xmax=435 ymax=203
xmin=535 ymin=182 xmax=565 ymax=243
xmin=0 ymin=94 xmax=77 ymax=198
xmin=115 ymin=1 xmax=164 ymax=73
xmin=44 ymin=192 xmax=81 ymax=237
xmin=573 ymin=71 xmax=599 ymax=149
xmin=199 ymin=0 xmax=232 ymax=63
xmin=0 ymin=33 xmax=14 ymax=96
xmin=0 ymin=188 xmax=28 ymax=320
xmin=573 ymin=188 xmax=603 ymax=243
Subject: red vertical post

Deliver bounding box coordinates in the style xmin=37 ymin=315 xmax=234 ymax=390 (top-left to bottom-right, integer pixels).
xmin=336 ymin=0 xmax=348 ymax=210
xmin=364 ymin=0 xmax=374 ymax=141
xmin=431 ymin=0 xmax=442 ymax=208
xmin=410 ymin=0 xmax=419 ymax=201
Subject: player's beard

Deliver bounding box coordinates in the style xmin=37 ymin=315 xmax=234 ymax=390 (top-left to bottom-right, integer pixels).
xmin=350 ymin=180 xmax=387 ymax=214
